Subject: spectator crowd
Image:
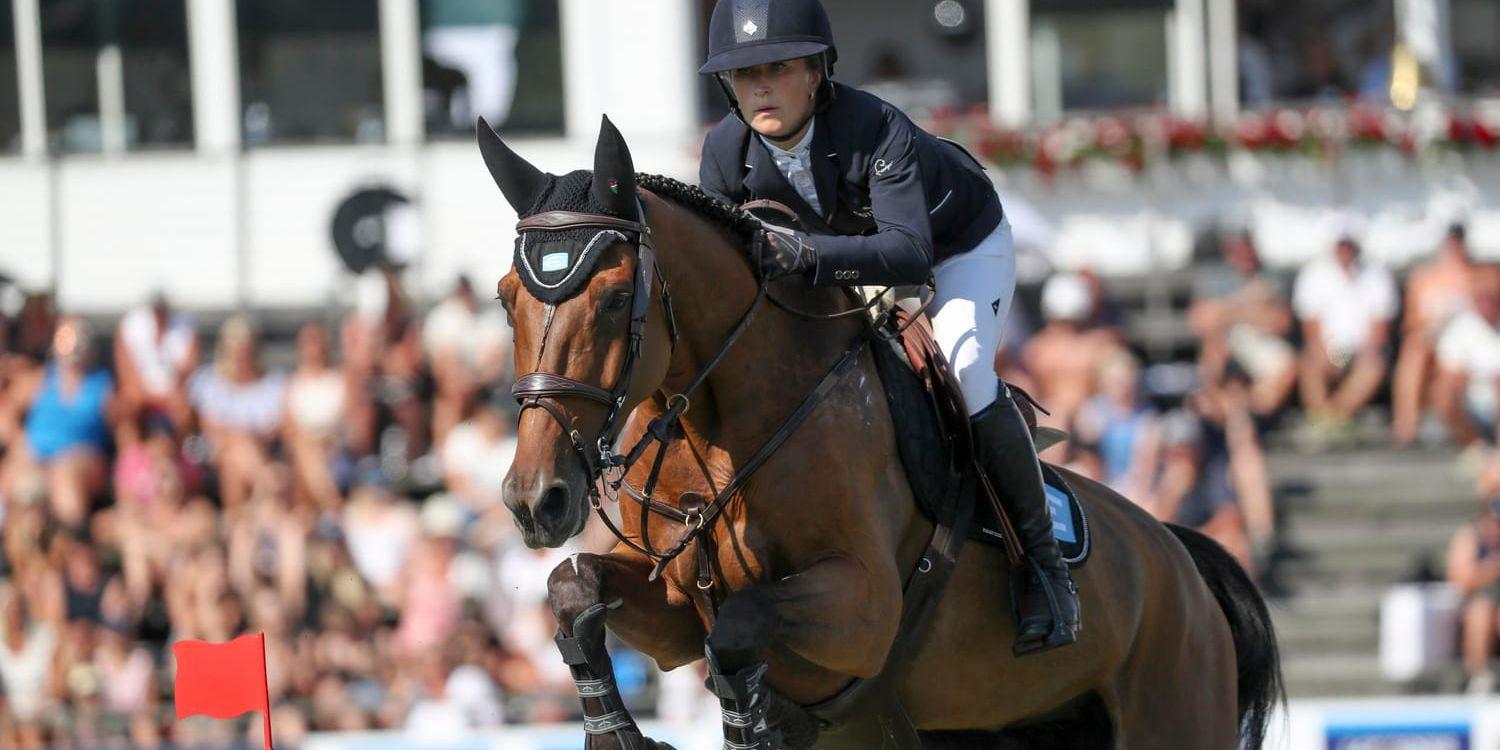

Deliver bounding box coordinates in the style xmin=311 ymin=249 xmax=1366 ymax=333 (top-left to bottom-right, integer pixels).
xmin=2 ymin=215 xmax=1500 ymax=745
xmin=0 ymin=270 xmax=656 ymax=749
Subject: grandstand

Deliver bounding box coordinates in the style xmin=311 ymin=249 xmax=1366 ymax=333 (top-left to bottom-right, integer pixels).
xmin=5 ymin=0 xmax=1500 ymax=747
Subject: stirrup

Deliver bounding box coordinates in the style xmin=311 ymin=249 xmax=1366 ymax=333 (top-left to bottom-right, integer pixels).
xmin=1012 ymin=557 xmax=1080 ymax=657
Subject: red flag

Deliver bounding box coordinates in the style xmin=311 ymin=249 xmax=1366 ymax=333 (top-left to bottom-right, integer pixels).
xmin=173 ymin=633 xmax=274 ymax=750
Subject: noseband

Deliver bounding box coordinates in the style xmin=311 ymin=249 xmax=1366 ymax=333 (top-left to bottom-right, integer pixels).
xmin=510 ymin=198 xmax=868 ymax=604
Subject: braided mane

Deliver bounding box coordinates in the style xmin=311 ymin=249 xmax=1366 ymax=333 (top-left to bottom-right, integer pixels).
xmin=635 ymin=173 xmax=761 ymax=243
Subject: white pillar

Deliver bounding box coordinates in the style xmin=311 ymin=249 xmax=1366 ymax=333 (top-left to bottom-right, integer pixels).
xmin=1206 ymin=0 xmax=1238 ymax=122
xmin=559 ymin=0 xmax=698 ymax=142
xmin=186 ymin=0 xmax=240 ymax=153
xmin=1030 ymin=22 xmax=1062 ymax=124
xmin=13 ymin=0 xmax=45 ymax=158
xmin=985 ymin=0 xmax=1030 ymax=128
xmin=379 ymin=0 xmax=424 ymax=145
xmin=98 ymin=45 xmax=127 ymax=154
xmin=1168 ymin=0 xmax=1208 ymax=120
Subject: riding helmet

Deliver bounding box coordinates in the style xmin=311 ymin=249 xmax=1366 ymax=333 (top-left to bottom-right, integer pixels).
xmin=699 ymin=0 xmax=838 ymax=75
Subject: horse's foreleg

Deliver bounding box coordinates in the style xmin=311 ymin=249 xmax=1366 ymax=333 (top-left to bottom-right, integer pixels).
xmin=706 ymin=589 xmax=823 ymax=750
xmin=708 ymin=552 xmax=905 ymax=750
xmin=548 ymin=551 xmax=705 ymax=750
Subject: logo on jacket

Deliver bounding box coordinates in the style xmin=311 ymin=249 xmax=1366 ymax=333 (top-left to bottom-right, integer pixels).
xmin=874 ymin=159 xmax=892 ymax=175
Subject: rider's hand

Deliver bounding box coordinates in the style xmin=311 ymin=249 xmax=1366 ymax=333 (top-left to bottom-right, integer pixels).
xmin=756 ymin=228 xmax=818 ymax=280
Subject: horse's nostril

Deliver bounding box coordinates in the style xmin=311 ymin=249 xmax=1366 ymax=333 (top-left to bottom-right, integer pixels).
xmin=534 ymin=483 xmax=571 ymax=532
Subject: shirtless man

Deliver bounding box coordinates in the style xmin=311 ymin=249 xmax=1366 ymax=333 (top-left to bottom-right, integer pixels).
xmin=1394 ymin=224 xmax=1476 ymax=446
xmin=1023 ymin=273 xmax=1124 ymax=438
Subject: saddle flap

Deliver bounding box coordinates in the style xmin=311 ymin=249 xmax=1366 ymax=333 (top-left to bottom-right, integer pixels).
xmin=890 ymin=303 xmax=974 ymax=457
xmin=876 ymin=303 xmax=1090 ymax=567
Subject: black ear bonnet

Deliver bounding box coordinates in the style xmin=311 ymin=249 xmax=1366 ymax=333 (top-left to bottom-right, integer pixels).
xmin=512 ymin=170 xmax=639 ymax=304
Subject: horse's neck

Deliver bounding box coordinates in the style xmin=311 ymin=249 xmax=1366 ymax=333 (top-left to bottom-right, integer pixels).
xmin=652 ymin=203 xmax=865 ymax=461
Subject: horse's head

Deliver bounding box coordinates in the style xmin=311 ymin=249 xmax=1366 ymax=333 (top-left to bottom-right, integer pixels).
xmin=481 ymin=116 xmax=676 ymax=548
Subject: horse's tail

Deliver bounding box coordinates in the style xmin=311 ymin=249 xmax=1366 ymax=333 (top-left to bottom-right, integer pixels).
xmin=1165 ymin=524 xmax=1284 ymax=749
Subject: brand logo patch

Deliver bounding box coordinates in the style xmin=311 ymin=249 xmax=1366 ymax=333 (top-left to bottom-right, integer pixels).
xmin=874 ymin=159 xmax=892 ymax=175
xmin=541 ymin=252 xmax=570 ymax=272
xmin=742 ymin=19 xmax=758 ymax=35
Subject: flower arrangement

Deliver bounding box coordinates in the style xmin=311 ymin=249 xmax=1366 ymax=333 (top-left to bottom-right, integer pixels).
xmin=926 ymin=98 xmax=1500 ymax=179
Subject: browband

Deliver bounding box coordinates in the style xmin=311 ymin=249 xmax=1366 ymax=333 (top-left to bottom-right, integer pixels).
xmin=518 ymin=211 xmax=646 ymax=234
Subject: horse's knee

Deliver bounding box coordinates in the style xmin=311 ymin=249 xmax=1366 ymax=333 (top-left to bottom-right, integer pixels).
xmin=547 ymin=553 xmax=605 ymax=635
xmin=707 ymin=589 xmax=779 ymax=671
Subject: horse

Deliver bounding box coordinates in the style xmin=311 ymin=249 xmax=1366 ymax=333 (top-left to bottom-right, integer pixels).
xmin=484 ymin=115 xmax=1282 ymax=749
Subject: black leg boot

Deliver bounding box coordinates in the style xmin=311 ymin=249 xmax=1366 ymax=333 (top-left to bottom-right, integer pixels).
xmin=554 ymin=603 xmax=674 ymax=750
xmin=704 ymin=646 xmax=782 ymax=750
xmin=971 ymin=392 xmax=1080 ymax=655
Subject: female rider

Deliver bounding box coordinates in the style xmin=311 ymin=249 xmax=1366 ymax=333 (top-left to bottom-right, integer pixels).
xmin=697 ymin=0 xmax=1079 ymax=660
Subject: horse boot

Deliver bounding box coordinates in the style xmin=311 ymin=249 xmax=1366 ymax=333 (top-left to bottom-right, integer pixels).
xmin=971 ymin=390 xmax=1081 ymax=655
xmin=554 ymin=603 xmax=675 ymax=750
xmin=705 ymin=646 xmax=783 ymax=750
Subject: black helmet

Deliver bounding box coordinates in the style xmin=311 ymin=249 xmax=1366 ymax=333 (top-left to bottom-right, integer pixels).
xmin=699 ymin=0 xmax=838 ymax=75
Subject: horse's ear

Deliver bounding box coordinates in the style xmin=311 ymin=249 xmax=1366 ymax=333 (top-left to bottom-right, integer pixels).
xmin=592 ymin=115 xmax=637 ymax=219
xmin=476 ymin=116 xmax=548 ymax=214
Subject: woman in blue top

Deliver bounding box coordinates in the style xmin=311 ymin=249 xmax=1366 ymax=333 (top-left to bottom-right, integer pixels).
xmin=697 ymin=0 xmax=1078 ymax=663
xmin=4 ymin=316 xmax=114 ymax=528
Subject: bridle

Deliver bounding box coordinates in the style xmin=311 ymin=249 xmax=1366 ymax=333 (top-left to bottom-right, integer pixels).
xmin=509 ymin=197 xmax=870 ymax=606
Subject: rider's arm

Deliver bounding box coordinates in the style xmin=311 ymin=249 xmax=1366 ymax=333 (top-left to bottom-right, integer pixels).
xmin=809 ymin=113 xmax=935 ymax=288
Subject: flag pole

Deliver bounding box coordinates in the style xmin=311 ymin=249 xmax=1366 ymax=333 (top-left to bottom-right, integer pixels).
xmin=259 ymin=632 xmax=273 ymax=750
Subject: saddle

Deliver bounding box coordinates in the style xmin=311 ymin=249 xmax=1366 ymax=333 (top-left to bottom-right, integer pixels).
xmin=869 ymin=301 xmax=1090 ymax=566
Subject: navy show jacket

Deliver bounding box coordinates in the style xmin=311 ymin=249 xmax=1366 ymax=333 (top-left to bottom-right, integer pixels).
xmin=698 ymin=82 xmax=1004 ymax=287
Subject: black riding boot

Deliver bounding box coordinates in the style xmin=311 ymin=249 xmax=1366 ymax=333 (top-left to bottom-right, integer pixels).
xmin=705 ymin=647 xmax=782 ymax=750
xmin=971 ymin=392 xmax=1080 ymax=655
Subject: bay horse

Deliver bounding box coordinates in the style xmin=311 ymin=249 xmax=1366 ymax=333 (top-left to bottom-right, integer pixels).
xmin=485 ymin=116 xmax=1282 ymax=749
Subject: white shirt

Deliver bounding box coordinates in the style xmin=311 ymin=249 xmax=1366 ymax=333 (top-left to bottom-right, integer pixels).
xmin=422 ymin=296 xmax=511 ymax=367
xmin=1438 ymin=310 xmax=1500 ymax=416
xmin=1292 ymin=257 xmax=1397 ymax=358
xmin=119 ymin=307 xmax=195 ymax=397
xmin=0 ymin=624 xmax=56 ymax=721
xmin=440 ymin=422 xmax=516 ymax=508
xmin=759 ymin=121 xmax=823 ymax=216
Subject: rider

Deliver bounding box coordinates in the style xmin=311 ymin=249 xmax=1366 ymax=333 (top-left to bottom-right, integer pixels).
xmin=697 ymin=0 xmax=1079 ymax=657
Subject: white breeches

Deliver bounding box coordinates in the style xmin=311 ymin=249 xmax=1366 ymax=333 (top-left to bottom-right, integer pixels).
xmin=930 ymin=218 xmax=1016 ymax=417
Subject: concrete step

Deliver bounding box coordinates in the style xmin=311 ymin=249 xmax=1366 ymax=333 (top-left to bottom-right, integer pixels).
xmin=1282 ymin=654 xmax=1397 ymax=698
xmin=1276 ymin=490 xmax=1476 ymax=525
xmin=1276 ymin=624 xmax=1379 ymax=661
xmin=1277 ymin=520 xmax=1460 ymax=557
xmin=1274 ymin=553 xmax=1438 ymax=587
xmin=1268 ymin=448 xmax=1466 ymax=485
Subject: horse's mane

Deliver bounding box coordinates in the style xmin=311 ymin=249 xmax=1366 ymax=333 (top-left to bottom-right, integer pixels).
xmin=635 ymin=173 xmax=762 ymax=243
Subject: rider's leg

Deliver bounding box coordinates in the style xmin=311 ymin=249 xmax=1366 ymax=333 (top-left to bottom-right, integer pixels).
xmin=548 ymin=550 xmax=706 ymax=750
xmin=930 ymin=219 xmax=1080 ymax=654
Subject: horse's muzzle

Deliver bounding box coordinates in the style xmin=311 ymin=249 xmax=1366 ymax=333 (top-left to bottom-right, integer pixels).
xmin=504 ymin=473 xmax=586 ymax=548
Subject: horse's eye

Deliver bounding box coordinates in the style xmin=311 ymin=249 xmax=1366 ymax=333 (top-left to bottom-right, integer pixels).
xmin=602 ymin=290 xmax=632 ymax=314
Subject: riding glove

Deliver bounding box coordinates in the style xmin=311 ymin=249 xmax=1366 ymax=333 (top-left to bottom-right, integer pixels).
xmin=756 ymin=227 xmax=818 ymax=280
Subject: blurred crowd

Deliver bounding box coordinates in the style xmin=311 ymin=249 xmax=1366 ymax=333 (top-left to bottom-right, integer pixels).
xmin=4 ymin=216 xmax=1500 ymax=745
xmin=0 ymin=271 xmax=675 ymax=749
xmin=1004 ymin=223 xmax=1500 ymax=580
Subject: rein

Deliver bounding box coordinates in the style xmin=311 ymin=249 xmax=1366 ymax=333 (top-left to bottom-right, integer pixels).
xmin=510 ymin=198 xmax=868 ymax=610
